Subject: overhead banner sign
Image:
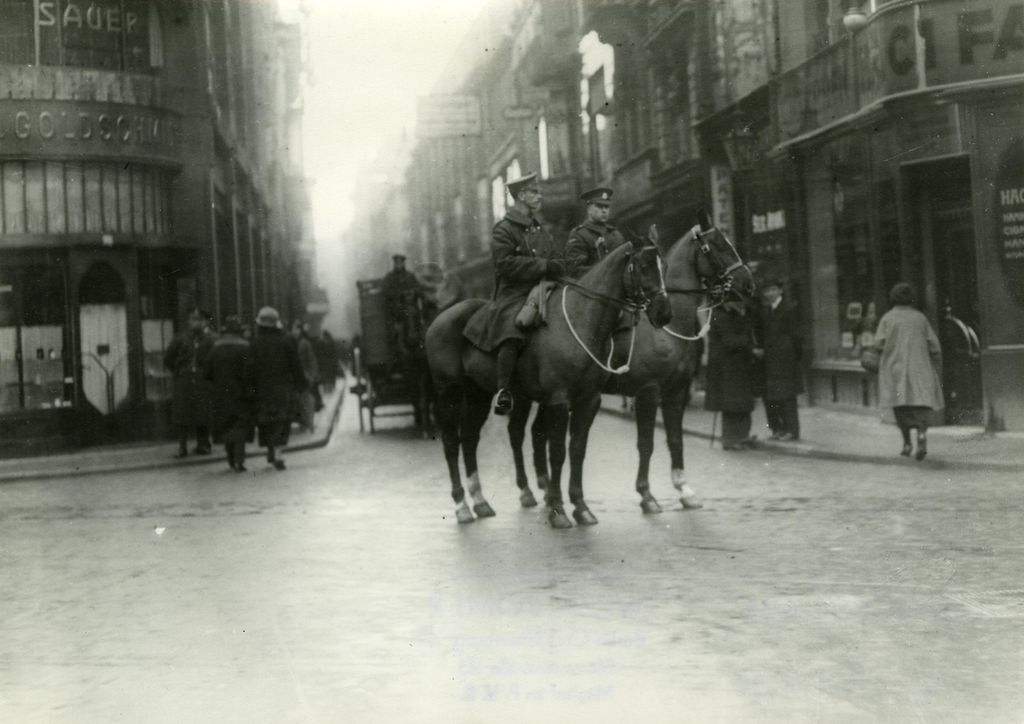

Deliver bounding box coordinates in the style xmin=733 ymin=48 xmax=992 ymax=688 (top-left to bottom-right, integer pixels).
xmin=416 ymin=95 xmax=481 ymax=139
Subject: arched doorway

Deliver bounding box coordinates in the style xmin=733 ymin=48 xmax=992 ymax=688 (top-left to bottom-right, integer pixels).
xmin=78 ymin=263 xmax=129 ymax=415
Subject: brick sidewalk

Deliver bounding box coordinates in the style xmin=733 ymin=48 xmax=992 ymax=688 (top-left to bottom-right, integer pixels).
xmin=601 ymin=391 xmax=1024 ymax=472
xmin=0 ymin=380 xmax=346 ymax=483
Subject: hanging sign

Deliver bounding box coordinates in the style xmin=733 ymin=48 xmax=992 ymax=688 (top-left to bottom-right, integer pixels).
xmin=995 ymin=138 xmax=1024 ymax=306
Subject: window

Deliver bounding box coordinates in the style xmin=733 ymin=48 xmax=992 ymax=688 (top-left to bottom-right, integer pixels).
xmin=539 ymin=117 xmax=550 ymax=179
xmin=0 ymin=0 xmax=33 ymax=63
xmin=491 ymin=175 xmax=506 ymax=224
xmin=0 ymin=161 xmax=170 ymax=236
xmin=0 ymin=262 xmax=71 ymax=414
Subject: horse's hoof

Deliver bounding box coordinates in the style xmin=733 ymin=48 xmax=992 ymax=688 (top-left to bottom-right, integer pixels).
xmin=455 ymin=507 xmax=475 ymax=524
xmin=536 ymin=474 xmax=549 ymax=491
xmin=473 ymin=501 xmax=496 ymax=518
xmin=519 ymin=488 xmax=538 ymax=508
xmin=548 ymin=507 xmax=573 ymax=529
xmin=679 ymin=484 xmax=703 ymax=509
xmin=572 ymin=506 xmax=599 ymax=526
xmin=640 ymin=497 xmax=663 ymax=515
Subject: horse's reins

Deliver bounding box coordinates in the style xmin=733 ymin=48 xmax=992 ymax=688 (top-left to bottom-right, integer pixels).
xmin=557 ymin=249 xmax=663 ymax=375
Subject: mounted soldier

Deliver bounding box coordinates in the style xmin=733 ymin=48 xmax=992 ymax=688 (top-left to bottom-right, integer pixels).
xmin=565 ymin=186 xmax=627 ymax=278
xmin=462 ymin=172 xmax=565 ymax=415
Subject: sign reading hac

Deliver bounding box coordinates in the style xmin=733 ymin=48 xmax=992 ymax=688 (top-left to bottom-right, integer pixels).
xmin=995 ymin=138 xmax=1024 ymax=307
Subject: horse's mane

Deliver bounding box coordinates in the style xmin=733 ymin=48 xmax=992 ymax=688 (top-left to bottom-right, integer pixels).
xmin=576 ymin=240 xmax=632 ymax=286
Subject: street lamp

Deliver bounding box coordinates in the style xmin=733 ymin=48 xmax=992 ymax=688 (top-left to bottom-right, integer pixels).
xmin=842 ymin=4 xmax=868 ymax=33
xmin=721 ymin=124 xmax=759 ymax=172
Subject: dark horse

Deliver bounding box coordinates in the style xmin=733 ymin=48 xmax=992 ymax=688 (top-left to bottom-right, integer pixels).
xmin=425 ymin=241 xmax=672 ymax=528
xmin=508 ymin=221 xmax=754 ymax=512
xmin=395 ymin=295 xmax=437 ymax=438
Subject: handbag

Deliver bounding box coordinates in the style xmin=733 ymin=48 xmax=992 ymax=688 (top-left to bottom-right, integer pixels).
xmin=860 ymin=346 xmax=880 ymax=373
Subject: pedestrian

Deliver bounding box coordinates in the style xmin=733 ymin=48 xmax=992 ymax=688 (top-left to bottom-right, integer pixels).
xmin=291 ymin=321 xmax=320 ymax=430
xmin=205 ymin=315 xmax=253 ymax=472
xmin=163 ymin=308 xmax=215 ymax=458
xmin=247 ymin=307 xmax=306 ymax=470
xmin=872 ymin=282 xmax=943 ymax=460
xmin=705 ymin=300 xmax=762 ymax=450
xmin=759 ymin=278 xmax=803 ymax=441
xmin=461 ymin=171 xmax=565 ymax=415
xmin=316 ymin=330 xmax=340 ymax=393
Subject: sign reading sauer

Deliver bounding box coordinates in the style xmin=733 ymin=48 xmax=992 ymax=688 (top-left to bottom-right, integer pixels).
xmin=0 ymin=100 xmax=181 ymax=165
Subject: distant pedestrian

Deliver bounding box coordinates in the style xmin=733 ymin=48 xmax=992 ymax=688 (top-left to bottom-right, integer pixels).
xmin=205 ymin=316 xmax=253 ymax=472
xmin=316 ymin=330 xmax=340 ymax=392
xmin=247 ymin=307 xmax=305 ymax=470
xmin=164 ymin=308 xmax=215 ymax=458
xmin=291 ymin=321 xmax=320 ymax=430
xmin=759 ymin=278 xmax=803 ymax=441
xmin=873 ymin=282 xmax=943 ymax=460
xmin=705 ymin=300 xmax=762 ymax=450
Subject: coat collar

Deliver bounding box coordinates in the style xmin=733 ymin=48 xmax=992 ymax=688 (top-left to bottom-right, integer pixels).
xmin=582 ymin=219 xmax=611 ymax=234
xmin=504 ymin=207 xmax=538 ymax=228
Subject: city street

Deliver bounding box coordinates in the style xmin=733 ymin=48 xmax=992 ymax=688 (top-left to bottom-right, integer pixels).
xmin=2 ymin=398 xmax=1022 ymax=723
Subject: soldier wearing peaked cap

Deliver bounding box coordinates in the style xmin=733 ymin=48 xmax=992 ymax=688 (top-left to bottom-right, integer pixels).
xmin=565 ymin=186 xmax=627 ymax=278
xmin=462 ymin=171 xmax=565 ymax=415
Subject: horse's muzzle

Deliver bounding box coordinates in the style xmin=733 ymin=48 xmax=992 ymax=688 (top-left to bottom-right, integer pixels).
xmin=646 ymin=294 xmax=672 ymax=328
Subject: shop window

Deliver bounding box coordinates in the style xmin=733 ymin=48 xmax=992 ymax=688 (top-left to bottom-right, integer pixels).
xmin=46 ymin=163 xmax=67 ymax=233
xmin=138 ymin=255 xmax=178 ymax=403
xmin=65 ymin=162 xmax=85 ymax=233
xmin=3 ymin=164 xmax=25 ymax=234
xmin=0 ymin=263 xmax=71 ymax=413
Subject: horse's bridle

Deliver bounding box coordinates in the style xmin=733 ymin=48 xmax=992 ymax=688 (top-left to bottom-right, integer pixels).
xmin=559 ymin=244 xmax=667 ymax=317
xmin=665 ymin=226 xmax=750 ymax=302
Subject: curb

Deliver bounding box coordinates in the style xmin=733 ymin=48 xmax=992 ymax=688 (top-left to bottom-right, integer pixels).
xmin=600 ymin=405 xmax=1024 ymax=473
xmin=0 ymin=378 xmax=347 ymax=484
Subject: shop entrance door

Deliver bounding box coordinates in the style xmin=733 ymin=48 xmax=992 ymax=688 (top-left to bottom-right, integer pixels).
xmin=909 ymin=157 xmax=983 ymax=425
xmin=78 ymin=263 xmax=130 ymax=415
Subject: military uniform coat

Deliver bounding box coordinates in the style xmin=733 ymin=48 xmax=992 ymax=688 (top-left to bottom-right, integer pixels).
xmin=874 ymin=305 xmax=944 ymax=411
xmin=463 ymin=208 xmax=561 ymax=352
xmin=565 ymin=220 xmax=626 ymax=278
xmin=246 ymin=327 xmax=306 ymax=447
xmin=164 ymin=330 xmax=215 ymax=427
xmin=704 ymin=307 xmax=761 ymax=414
xmin=204 ymin=335 xmax=253 ymax=443
xmin=760 ymin=299 xmax=804 ymax=400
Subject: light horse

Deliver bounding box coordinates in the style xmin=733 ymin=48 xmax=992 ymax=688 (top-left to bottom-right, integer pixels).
xmin=425 ymin=241 xmax=671 ymax=528
xmin=508 ymin=220 xmax=755 ymax=512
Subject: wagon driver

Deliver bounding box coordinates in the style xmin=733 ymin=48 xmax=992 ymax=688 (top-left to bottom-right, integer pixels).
xmin=462 ymin=172 xmax=565 ymax=415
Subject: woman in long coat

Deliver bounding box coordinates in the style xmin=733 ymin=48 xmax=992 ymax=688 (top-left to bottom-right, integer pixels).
xmin=246 ymin=307 xmax=306 ymax=470
xmin=205 ymin=316 xmax=253 ymax=471
xmin=705 ymin=301 xmax=762 ymax=450
xmin=874 ymin=282 xmax=943 ymax=460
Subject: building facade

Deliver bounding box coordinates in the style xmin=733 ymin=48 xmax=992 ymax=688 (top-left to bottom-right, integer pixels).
xmin=0 ymin=0 xmax=317 ymax=452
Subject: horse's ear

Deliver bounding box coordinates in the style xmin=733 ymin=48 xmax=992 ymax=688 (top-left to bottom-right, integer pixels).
xmin=697 ymin=209 xmax=712 ymax=231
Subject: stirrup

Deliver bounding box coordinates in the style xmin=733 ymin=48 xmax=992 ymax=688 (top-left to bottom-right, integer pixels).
xmin=494 ymin=388 xmax=513 ymax=415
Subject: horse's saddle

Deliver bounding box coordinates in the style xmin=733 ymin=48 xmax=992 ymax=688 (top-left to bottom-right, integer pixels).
xmin=515 ymin=280 xmax=556 ymax=331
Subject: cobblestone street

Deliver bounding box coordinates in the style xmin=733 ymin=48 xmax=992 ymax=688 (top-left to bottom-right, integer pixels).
xmin=2 ymin=397 xmax=1023 ymax=722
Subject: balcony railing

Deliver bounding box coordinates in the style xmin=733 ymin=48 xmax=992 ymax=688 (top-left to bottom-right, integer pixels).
xmin=775 ymin=0 xmax=1024 ymax=144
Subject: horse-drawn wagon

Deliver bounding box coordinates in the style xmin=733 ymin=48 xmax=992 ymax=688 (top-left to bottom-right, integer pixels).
xmin=350 ymin=278 xmax=434 ymax=435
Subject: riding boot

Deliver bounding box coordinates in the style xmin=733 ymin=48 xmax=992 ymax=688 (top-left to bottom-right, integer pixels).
xmin=494 ymin=340 xmax=521 ymax=415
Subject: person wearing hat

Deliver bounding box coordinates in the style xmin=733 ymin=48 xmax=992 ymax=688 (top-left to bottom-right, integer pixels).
xmin=382 ymin=252 xmax=424 ymax=352
xmin=164 ymin=308 xmax=215 ymax=458
xmin=759 ymin=277 xmax=803 ymax=441
xmin=565 ymin=187 xmax=626 ymax=278
xmin=462 ymin=171 xmax=565 ymax=415
xmin=204 ymin=315 xmax=254 ymax=471
xmin=246 ymin=306 xmax=306 ymax=470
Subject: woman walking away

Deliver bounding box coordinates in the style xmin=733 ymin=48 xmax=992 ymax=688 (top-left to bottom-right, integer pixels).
xmin=205 ymin=316 xmax=253 ymax=471
xmin=247 ymin=307 xmax=306 ymax=470
xmin=873 ymin=282 xmax=943 ymax=461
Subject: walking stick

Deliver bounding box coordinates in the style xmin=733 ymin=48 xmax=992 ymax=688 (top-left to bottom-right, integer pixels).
xmin=709 ymin=411 xmax=718 ymax=448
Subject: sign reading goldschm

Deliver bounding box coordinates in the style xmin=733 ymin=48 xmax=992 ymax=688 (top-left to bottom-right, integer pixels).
xmin=0 ymin=100 xmax=181 ymax=164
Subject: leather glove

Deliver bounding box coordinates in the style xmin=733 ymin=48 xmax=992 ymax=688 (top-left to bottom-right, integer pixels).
xmin=545 ymin=259 xmax=566 ymax=278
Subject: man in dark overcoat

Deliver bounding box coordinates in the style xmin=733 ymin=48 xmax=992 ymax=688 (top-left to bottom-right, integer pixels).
xmin=246 ymin=306 xmax=306 ymax=470
xmin=462 ymin=172 xmax=565 ymax=415
xmin=164 ymin=308 xmax=215 ymax=458
xmin=382 ymin=253 xmax=423 ymax=351
xmin=205 ymin=315 xmax=253 ymax=472
xmin=565 ymin=186 xmax=627 ymax=278
xmin=759 ymin=278 xmax=803 ymax=440
xmin=704 ymin=301 xmax=763 ymax=450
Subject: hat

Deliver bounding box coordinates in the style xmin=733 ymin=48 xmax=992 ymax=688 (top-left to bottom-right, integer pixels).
xmin=581 ymin=187 xmax=613 ymax=205
xmin=255 ymin=306 xmax=280 ymax=329
xmin=506 ymin=172 xmax=539 ymax=197
xmin=392 ymin=253 xmax=407 ymax=261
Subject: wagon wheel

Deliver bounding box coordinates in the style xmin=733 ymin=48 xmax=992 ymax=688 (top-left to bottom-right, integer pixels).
xmin=368 ymin=375 xmax=377 ymax=434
